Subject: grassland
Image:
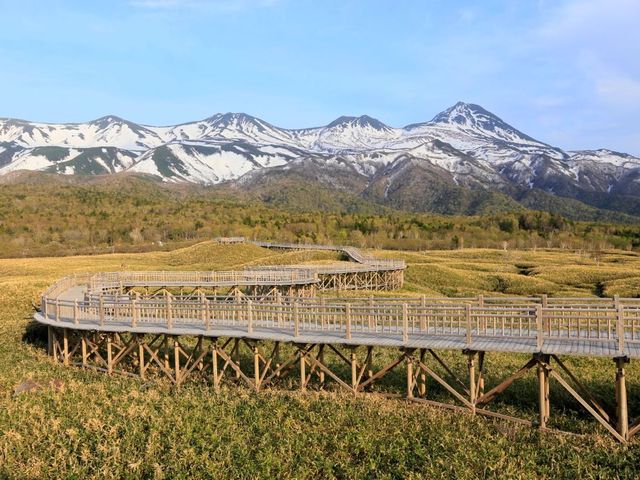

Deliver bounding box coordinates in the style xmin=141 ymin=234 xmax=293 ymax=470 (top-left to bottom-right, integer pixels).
xmin=2 ymin=242 xmax=640 ymax=479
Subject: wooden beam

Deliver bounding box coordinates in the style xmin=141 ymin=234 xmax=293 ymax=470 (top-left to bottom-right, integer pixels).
xmin=476 ymin=357 xmax=537 ymax=405
xmin=548 ymin=367 xmax=626 ymax=443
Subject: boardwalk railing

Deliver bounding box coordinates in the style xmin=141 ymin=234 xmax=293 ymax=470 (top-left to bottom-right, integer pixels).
xmin=251 ymin=241 xmax=406 ymax=271
xmin=40 ymin=286 xmax=640 ymax=355
xmin=86 ymin=270 xmax=319 ymax=293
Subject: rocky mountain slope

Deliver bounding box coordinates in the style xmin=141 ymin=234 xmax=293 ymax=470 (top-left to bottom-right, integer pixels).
xmin=1 ymin=102 xmax=639 ymax=219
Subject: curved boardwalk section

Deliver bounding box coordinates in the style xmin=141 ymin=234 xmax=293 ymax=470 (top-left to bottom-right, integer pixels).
xmin=34 ymin=241 xmax=640 ymax=443
xmin=251 ymin=241 xmax=406 ymax=290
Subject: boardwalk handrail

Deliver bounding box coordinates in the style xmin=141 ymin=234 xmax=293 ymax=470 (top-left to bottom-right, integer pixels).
xmin=86 ymin=270 xmax=319 ymax=292
xmin=38 ymin=274 xmax=640 ymax=358
xmin=251 ymin=241 xmax=406 ymax=270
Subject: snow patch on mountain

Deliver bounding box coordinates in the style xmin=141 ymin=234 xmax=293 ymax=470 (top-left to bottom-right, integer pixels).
xmin=1 ymin=103 xmax=639 ymax=202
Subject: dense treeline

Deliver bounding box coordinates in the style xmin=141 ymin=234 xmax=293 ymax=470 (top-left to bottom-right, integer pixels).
xmin=0 ymin=180 xmax=639 ymax=257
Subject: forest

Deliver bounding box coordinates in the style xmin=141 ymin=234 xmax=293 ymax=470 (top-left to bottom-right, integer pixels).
xmin=1 ymin=178 xmax=639 ymax=257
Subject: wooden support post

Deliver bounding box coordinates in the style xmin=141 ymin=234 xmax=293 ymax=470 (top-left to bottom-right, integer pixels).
xmin=254 ymin=345 xmax=261 ymax=391
xmin=538 ymin=359 xmax=549 ymax=429
xmin=47 ymin=326 xmax=53 ymax=357
xmin=107 ymin=335 xmax=113 ymax=374
xmin=418 ymin=349 xmax=427 ymax=397
xmin=477 ymin=351 xmax=485 ymax=397
xmin=233 ymin=339 xmax=241 ymax=381
xmin=406 ymin=354 xmax=414 ymax=399
xmin=51 ymin=328 xmax=59 ymax=362
xmin=365 ymin=346 xmax=373 ymax=381
xmin=81 ymin=334 xmax=88 ymax=368
xmin=162 ymin=335 xmax=170 ymax=371
xmin=318 ymin=345 xmax=325 ymax=386
xmin=62 ymin=328 xmax=69 ymax=366
xmin=300 ymin=349 xmax=307 ymax=391
xmin=615 ymin=357 xmax=629 ymax=440
xmin=212 ymin=342 xmax=220 ymax=392
xmin=467 ymin=352 xmax=476 ymax=412
xmin=351 ymin=349 xmax=358 ymax=391
xmin=174 ymin=338 xmax=181 ymax=385
xmin=544 ymin=357 xmax=550 ymax=422
xmin=139 ymin=336 xmax=145 ymax=380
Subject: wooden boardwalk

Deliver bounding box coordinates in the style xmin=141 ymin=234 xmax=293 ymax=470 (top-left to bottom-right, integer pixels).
xmin=34 ymin=241 xmax=640 ymax=443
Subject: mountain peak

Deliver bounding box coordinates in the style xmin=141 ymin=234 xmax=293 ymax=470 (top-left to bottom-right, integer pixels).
xmin=326 ymin=115 xmax=390 ymax=131
xmin=431 ymin=102 xmax=500 ymax=125
xmin=205 ymin=112 xmax=264 ymax=126
xmin=90 ymin=115 xmax=128 ymax=125
xmin=425 ymin=102 xmax=541 ymax=145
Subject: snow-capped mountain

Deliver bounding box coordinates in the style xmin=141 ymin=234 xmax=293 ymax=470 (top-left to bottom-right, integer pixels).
xmin=1 ymin=103 xmax=639 ymax=217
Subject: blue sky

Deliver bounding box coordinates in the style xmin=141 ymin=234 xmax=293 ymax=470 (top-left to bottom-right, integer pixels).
xmin=0 ymin=0 xmax=638 ymax=154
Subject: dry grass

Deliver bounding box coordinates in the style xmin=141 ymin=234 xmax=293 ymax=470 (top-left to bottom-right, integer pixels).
xmin=1 ymin=243 xmax=640 ymax=479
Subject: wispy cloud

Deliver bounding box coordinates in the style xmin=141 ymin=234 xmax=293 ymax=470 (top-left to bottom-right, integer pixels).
xmin=597 ymin=75 xmax=640 ymax=106
xmin=536 ymin=0 xmax=640 ymax=107
xmin=130 ymin=0 xmax=279 ymax=12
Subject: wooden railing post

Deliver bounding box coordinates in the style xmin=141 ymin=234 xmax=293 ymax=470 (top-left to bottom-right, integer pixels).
xmin=166 ymin=294 xmax=173 ymax=330
xmin=402 ymin=303 xmax=409 ymax=343
xmin=132 ymin=299 xmax=138 ymax=327
xmin=465 ymin=304 xmax=472 ymax=346
xmin=204 ymin=298 xmax=210 ymax=331
xmin=74 ymin=300 xmax=79 ymax=325
xmin=617 ymin=304 xmax=625 ymax=355
xmin=99 ymin=294 xmax=105 ymax=326
xmin=536 ymin=304 xmax=543 ymax=350
xmin=346 ymin=303 xmax=352 ymax=340
xmin=276 ymin=292 xmax=283 ymax=327
xmin=294 ymin=302 xmax=300 ymax=337
xmin=247 ymin=299 xmax=254 ymax=334
xmin=478 ymin=294 xmax=484 ymax=308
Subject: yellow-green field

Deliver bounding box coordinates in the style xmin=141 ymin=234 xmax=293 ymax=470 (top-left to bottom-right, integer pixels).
xmin=2 ymin=243 xmax=640 ymax=479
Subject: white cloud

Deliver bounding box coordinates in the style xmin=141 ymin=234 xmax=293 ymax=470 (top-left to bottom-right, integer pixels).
xmin=534 ymin=0 xmax=640 ymax=109
xmin=597 ymin=75 xmax=640 ymax=105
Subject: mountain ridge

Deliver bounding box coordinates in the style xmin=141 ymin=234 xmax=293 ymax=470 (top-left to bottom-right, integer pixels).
xmin=1 ymin=102 xmax=639 ymax=221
